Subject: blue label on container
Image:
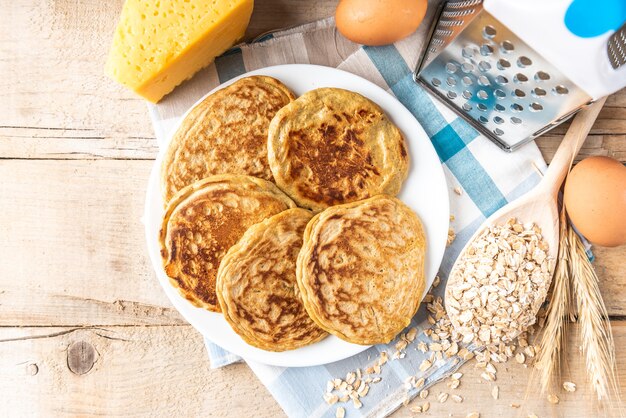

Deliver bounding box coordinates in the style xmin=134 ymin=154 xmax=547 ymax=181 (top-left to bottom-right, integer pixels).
xmin=565 ymin=0 xmax=626 ymax=38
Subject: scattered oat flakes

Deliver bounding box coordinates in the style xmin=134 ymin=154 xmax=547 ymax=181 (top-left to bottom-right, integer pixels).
xmin=372 ymin=377 xmax=382 ymax=383
xmin=335 ymin=407 xmax=345 ymax=418
xmin=353 ymin=397 xmax=362 ymax=409
xmin=419 ymin=359 xmax=432 ymax=372
xmin=326 ymin=380 xmax=334 ymax=393
xmin=511 ymin=403 xmax=521 ymax=408
xmin=406 ymin=328 xmax=418 ymax=342
xmin=422 ymin=402 xmax=430 ymax=412
xmin=437 ymin=392 xmax=449 ymax=403
xmin=451 ymin=372 xmax=463 ymax=380
xmin=447 ymin=227 xmax=456 ymax=246
xmin=346 ymin=372 xmax=356 ymax=385
xmin=447 ymin=378 xmax=460 ymax=389
xmin=410 ymin=405 xmax=422 ymax=414
xmin=515 ymin=352 xmax=526 ymax=364
xmin=492 ymin=385 xmax=499 ymax=400
xmin=466 ymin=412 xmax=480 ymax=418
xmin=528 ymin=414 xmax=538 ymax=418
xmin=419 ymin=389 xmax=429 ymax=399
xmin=414 ymin=377 xmax=425 ymax=389
xmin=547 ymin=394 xmax=559 ymax=404
xmin=324 ymin=393 xmax=339 ymax=405
xmin=481 ymin=372 xmax=496 ymax=382
xmin=451 ymin=394 xmax=463 ymax=403
xmin=417 ymin=342 xmax=428 ymax=353
xmin=430 ymin=343 xmax=443 ymax=351
xmin=433 ymin=275 xmax=441 ymax=288
xmin=454 ymin=187 xmax=463 ymax=195
xmin=563 ymin=381 xmax=576 ymax=392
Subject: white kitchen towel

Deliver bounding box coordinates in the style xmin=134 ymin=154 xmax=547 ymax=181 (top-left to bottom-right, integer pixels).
xmin=147 ymin=10 xmax=548 ymax=418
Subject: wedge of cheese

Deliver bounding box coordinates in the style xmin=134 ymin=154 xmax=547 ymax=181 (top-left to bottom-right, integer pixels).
xmin=105 ymin=0 xmax=254 ymax=103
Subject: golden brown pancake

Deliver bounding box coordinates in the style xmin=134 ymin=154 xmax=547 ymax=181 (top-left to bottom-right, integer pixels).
xmin=297 ymin=195 xmax=426 ymax=345
xmin=159 ymin=175 xmax=296 ymax=312
xmin=161 ymin=76 xmax=296 ymax=203
xmin=216 ymin=208 xmax=327 ymax=351
xmin=268 ymin=88 xmax=409 ymax=211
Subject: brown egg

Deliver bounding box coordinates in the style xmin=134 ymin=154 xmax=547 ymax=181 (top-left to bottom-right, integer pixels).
xmin=336 ymin=0 xmax=428 ymax=46
xmin=564 ymin=156 xmax=626 ymax=247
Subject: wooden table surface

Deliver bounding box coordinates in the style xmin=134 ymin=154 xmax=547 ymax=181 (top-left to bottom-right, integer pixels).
xmin=2 ymin=1 xmax=625 ymax=417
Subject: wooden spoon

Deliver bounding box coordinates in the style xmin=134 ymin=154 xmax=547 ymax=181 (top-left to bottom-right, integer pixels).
xmin=444 ymin=97 xmax=606 ymax=331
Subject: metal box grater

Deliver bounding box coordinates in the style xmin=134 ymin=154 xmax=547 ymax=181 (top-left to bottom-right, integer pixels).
xmin=414 ymin=0 xmax=595 ymax=152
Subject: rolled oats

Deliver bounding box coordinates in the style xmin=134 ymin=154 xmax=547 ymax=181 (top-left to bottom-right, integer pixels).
xmin=446 ymin=219 xmax=553 ymax=351
xmin=563 ymin=381 xmax=576 ymax=392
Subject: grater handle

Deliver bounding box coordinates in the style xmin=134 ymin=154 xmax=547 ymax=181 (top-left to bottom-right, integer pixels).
xmin=539 ymin=97 xmax=607 ymax=197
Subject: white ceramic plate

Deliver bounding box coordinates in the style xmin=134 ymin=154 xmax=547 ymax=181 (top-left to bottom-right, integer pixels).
xmin=145 ymin=64 xmax=449 ymax=367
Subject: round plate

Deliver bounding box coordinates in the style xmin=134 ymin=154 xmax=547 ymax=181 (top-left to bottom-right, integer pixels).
xmin=144 ymin=64 xmax=449 ymax=367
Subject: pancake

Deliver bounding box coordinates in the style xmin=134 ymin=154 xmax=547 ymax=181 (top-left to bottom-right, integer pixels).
xmin=161 ymin=76 xmax=296 ymax=203
xmin=159 ymin=174 xmax=296 ymax=312
xmin=296 ymin=195 xmax=426 ymax=345
xmin=217 ymin=208 xmax=327 ymax=351
xmin=268 ymin=88 xmax=409 ymax=211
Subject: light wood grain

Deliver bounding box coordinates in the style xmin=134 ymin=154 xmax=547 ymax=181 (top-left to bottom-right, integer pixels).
xmin=1 ymin=323 xmax=624 ymax=417
xmin=2 ymin=0 xmax=625 ymax=417
xmin=0 ymin=325 xmax=282 ymax=417
xmin=0 ymin=159 xmax=183 ymax=326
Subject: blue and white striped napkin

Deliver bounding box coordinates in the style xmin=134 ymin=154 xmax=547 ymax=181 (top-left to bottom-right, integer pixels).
xmin=148 ymin=11 xmax=547 ymax=418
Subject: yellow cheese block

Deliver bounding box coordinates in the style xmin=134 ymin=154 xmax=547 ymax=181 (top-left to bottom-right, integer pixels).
xmin=105 ymin=0 xmax=254 ymax=103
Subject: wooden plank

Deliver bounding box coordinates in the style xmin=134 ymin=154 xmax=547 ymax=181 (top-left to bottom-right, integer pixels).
xmin=1 ymin=322 xmax=624 ymax=417
xmin=247 ymin=0 xmax=337 ymax=39
xmin=0 ymin=159 xmax=183 ymax=326
xmin=0 ymin=325 xmax=283 ymax=417
xmin=1 ymin=159 xmax=624 ymax=328
xmin=537 ymin=134 xmax=626 ymax=162
xmin=0 ymin=1 xmax=152 ymax=136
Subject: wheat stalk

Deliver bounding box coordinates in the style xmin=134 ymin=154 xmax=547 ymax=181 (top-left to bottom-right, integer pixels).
xmin=568 ymin=226 xmax=621 ymax=402
xmin=535 ymin=207 xmax=571 ymax=395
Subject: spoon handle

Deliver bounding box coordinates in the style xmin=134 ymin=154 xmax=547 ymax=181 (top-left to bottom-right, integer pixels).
xmin=540 ymin=97 xmax=607 ymax=196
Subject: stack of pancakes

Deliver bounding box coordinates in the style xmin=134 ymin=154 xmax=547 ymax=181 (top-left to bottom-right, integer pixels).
xmin=159 ymin=76 xmax=426 ymax=351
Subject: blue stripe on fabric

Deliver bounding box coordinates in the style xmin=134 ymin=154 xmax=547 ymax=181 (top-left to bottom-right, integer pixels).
xmin=215 ymin=47 xmax=246 ymax=83
xmin=450 ymin=118 xmax=479 ymax=145
xmin=431 ymin=124 xmax=466 ymax=161
xmin=446 ymin=148 xmax=507 ymax=216
xmin=364 ymin=44 xmax=507 ymax=217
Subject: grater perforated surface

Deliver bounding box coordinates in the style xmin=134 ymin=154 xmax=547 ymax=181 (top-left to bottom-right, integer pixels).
xmin=415 ymin=0 xmax=593 ymax=151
